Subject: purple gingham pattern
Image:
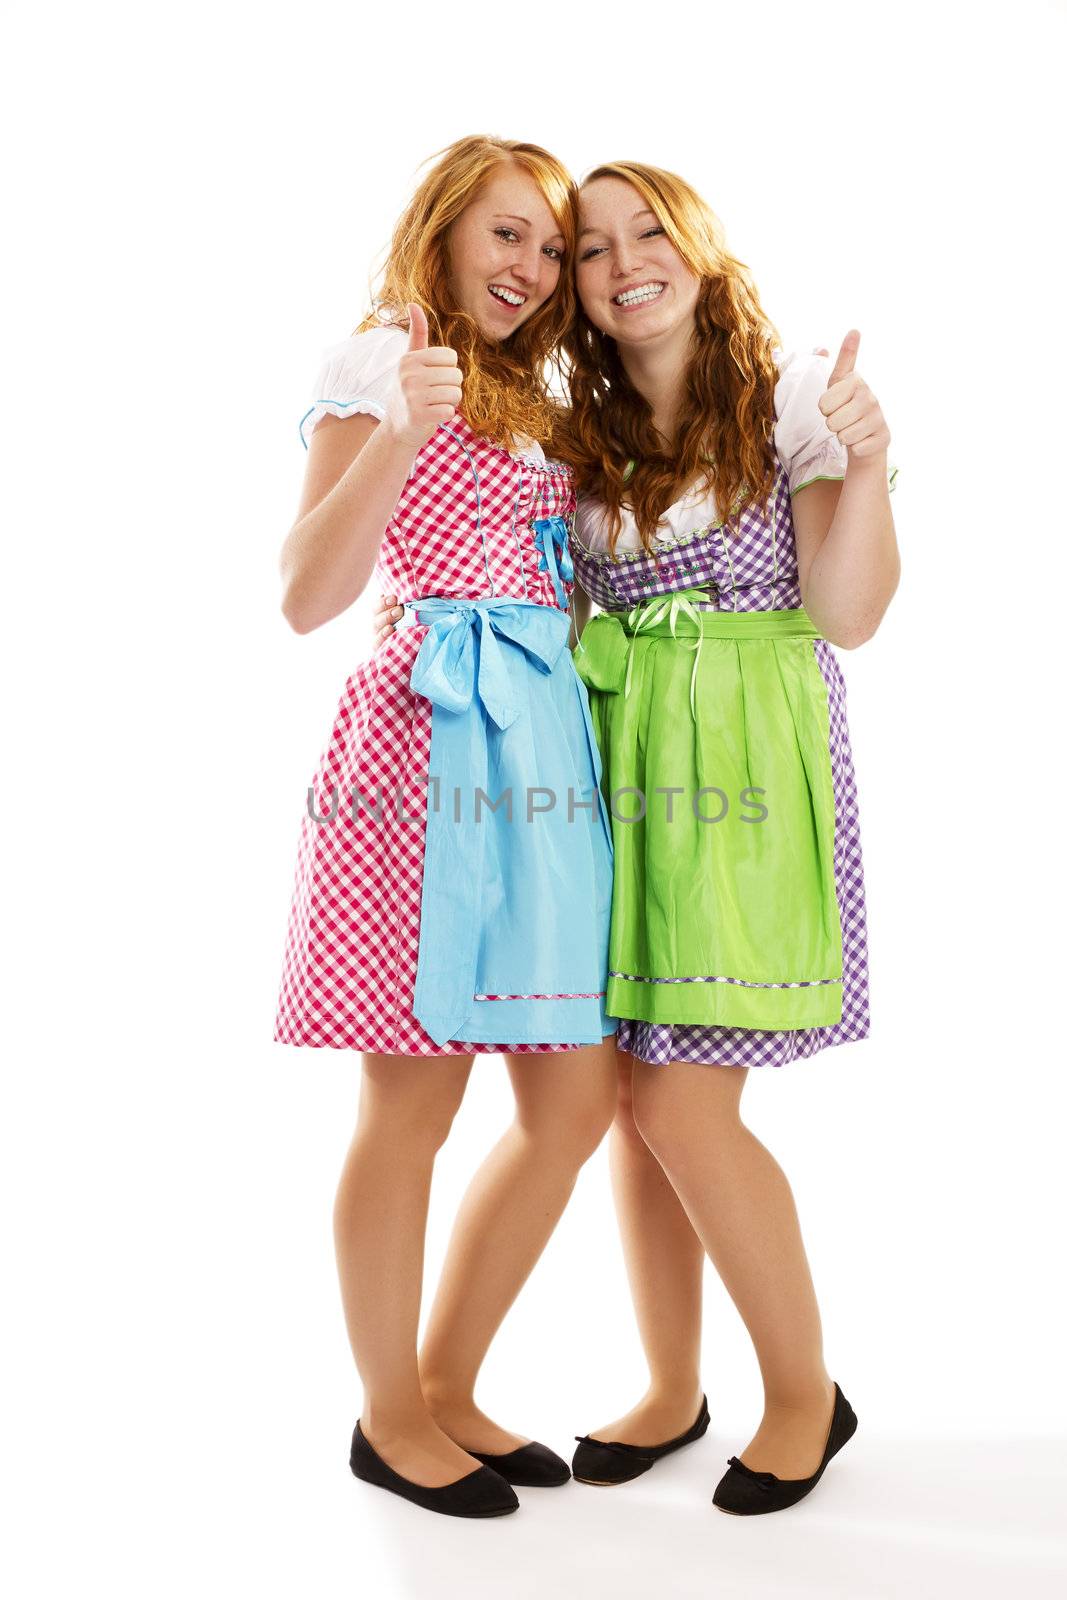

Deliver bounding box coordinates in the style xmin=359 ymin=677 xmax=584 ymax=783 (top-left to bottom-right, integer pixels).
xmin=571 ymin=459 xmax=870 ymax=1069
xmin=573 ymin=462 xmax=800 ymax=613
xmin=274 ymin=414 xmax=589 ymax=1056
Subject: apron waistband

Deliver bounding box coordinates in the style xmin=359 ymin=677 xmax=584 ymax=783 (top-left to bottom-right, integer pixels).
xmin=395 ymin=594 xmax=564 ymax=627
xmin=577 ymin=591 xmax=823 ymax=719
xmin=609 ymin=594 xmax=822 ymax=640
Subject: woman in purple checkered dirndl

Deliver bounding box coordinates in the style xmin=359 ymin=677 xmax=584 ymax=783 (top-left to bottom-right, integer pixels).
xmin=554 ymin=162 xmax=899 ymax=1511
xmin=562 ymin=195 xmax=899 ymax=1073
xmin=571 ymin=428 xmax=878 ymax=1072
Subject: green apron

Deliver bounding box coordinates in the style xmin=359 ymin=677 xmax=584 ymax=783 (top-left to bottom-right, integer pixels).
xmin=573 ymin=589 xmax=843 ymax=1030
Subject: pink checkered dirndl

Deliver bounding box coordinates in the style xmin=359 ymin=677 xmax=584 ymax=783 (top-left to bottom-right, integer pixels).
xmin=273 ymin=415 xmax=612 ymax=1056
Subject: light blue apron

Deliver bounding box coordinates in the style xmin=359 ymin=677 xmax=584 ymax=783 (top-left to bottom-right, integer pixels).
xmin=395 ymin=593 xmax=616 ymax=1048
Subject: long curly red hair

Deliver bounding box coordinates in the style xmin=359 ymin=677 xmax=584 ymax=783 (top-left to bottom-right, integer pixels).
xmin=552 ymin=162 xmax=782 ymax=554
xmin=353 ymin=135 xmax=578 ymax=450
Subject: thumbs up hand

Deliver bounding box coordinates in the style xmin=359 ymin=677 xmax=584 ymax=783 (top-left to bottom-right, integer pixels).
xmin=817 ymin=330 xmax=891 ymax=461
xmin=384 ymin=302 xmax=464 ymax=450
xmin=406 ymin=301 xmax=429 ymax=352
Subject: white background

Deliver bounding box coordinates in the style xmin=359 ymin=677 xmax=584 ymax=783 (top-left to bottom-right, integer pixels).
xmin=4 ymin=1 xmax=1066 ymax=1595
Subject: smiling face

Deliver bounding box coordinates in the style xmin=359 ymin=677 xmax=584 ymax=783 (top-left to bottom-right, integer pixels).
xmin=445 ymin=162 xmax=566 ymax=342
xmin=575 ymin=176 xmax=701 ymax=349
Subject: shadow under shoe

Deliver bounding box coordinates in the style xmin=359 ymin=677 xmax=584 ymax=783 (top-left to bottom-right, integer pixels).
xmin=350 ymin=1423 xmax=519 ymax=1518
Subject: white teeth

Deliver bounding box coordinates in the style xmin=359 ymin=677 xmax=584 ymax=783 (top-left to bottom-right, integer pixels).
xmin=614 ymin=282 xmax=666 ymax=307
xmin=489 ymin=284 xmax=526 ymax=306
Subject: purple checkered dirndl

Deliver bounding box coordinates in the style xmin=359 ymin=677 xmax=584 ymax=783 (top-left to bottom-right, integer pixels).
xmin=570 ymin=461 xmax=870 ymax=1068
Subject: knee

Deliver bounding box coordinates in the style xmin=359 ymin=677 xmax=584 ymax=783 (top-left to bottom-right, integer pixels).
xmin=631 ymin=1096 xmax=692 ymax=1174
xmin=629 ymin=1084 xmax=670 ymax=1160
xmin=630 ymin=1075 xmax=740 ymax=1174
xmin=611 ymin=1057 xmax=648 ymax=1149
xmin=518 ymin=1079 xmax=616 ymax=1166
xmin=570 ymin=1081 xmax=618 ymax=1161
xmin=361 ymin=1082 xmax=466 ymax=1157
xmin=415 ymin=1094 xmax=466 ymax=1154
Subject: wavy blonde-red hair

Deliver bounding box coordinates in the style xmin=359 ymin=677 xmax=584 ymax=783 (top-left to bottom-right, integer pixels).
xmin=354 ymin=135 xmax=577 ymax=449
xmin=553 ymin=162 xmax=782 ymax=554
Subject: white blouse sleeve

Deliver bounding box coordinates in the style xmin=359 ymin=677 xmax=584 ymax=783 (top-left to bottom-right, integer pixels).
xmin=298 ymin=326 xmax=408 ymax=449
xmin=773 ymin=348 xmax=898 ymax=495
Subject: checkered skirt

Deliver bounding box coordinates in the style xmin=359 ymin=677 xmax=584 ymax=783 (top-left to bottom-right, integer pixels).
xmin=273 ymin=416 xmax=595 ymax=1056
xmin=570 ymin=462 xmax=870 ymax=1068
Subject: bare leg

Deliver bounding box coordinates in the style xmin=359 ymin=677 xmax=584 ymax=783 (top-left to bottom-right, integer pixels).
xmin=583 ymin=1049 xmax=706 ymax=1444
xmin=419 ymin=1036 xmax=619 ymax=1452
xmin=333 ymin=1050 xmax=482 ymax=1486
xmin=631 ymin=1059 xmax=836 ymax=1478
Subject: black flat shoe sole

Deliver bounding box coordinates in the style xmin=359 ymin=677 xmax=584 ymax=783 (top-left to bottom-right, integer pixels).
xmin=350 ymin=1465 xmax=518 ymax=1517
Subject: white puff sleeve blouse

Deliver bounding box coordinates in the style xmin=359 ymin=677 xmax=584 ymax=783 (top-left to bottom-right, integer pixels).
xmin=772 ymin=349 xmax=850 ymax=493
xmin=773 ymin=348 xmax=898 ymax=495
xmin=298 ymin=326 xmax=409 ymax=449
xmin=297 ymin=325 xmax=551 ymax=464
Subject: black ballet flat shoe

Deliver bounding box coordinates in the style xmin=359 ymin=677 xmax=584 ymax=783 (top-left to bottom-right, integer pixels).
xmin=349 ymin=1423 xmax=519 ymax=1518
xmin=468 ymin=1440 xmax=571 ymax=1487
xmin=712 ymin=1382 xmax=857 ymax=1516
xmin=572 ymin=1395 xmax=710 ymax=1486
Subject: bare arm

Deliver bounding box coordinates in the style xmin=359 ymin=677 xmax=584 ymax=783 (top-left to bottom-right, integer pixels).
xmin=280 ymin=304 xmax=462 ymax=635
xmin=789 ymin=331 xmax=900 ymax=649
xmin=279 ymin=413 xmax=419 ymax=635
xmin=791 ymin=461 xmax=900 ymax=649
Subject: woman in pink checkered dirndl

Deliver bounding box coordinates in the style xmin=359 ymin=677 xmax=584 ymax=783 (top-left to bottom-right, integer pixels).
xmin=271 ymin=138 xmax=618 ymax=1516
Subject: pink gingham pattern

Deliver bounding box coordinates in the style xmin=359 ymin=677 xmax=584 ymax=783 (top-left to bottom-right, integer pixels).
xmin=571 ymin=461 xmax=870 ymax=1068
xmin=274 ymin=414 xmax=587 ymax=1056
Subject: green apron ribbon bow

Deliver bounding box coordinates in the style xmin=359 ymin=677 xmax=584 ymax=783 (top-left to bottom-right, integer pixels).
xmin=572 ymin=587 xmax=716 ymax=718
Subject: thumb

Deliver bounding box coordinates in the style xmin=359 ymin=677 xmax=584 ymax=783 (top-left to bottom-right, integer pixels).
xmin=828 ymin=329 xmax=860 ymax=385
xmin=812 ymin=346 xmax=829 ymax=357
xmin=406 ymin=302 xmax=429 ymax=351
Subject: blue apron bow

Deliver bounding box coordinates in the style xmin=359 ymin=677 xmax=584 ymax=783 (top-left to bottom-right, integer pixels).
xmin=409 ymin=598 xmax=568 ymax=727
xmin=531 ymin=515 xmax=575 ymax=611
xmin=401 ymin=596 xmax=573 ymax=1046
